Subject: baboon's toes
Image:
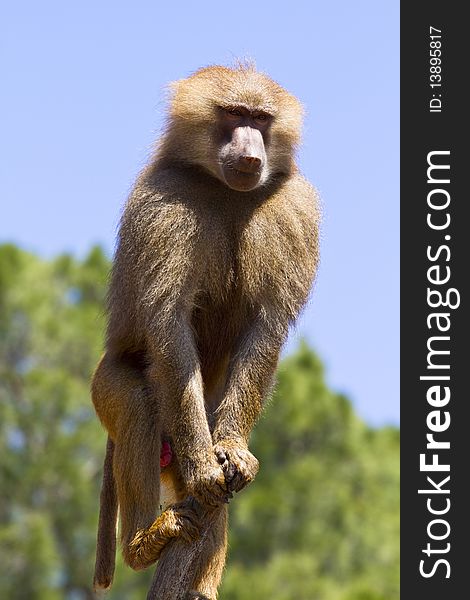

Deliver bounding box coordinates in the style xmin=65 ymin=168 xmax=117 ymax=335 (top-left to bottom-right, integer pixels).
xmin=175 ymin=506 xmax=201 ymax=542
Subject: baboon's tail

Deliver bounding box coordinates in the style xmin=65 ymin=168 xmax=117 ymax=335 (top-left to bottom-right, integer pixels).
xmin=93 ymin=436 xmax=118 ymax=594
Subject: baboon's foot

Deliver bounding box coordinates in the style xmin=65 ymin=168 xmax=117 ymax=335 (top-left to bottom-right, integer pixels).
xmin=214 ymin=439 xmax=259 ymax=494
xmin=126 ymin=501 xmax=200 ymax=570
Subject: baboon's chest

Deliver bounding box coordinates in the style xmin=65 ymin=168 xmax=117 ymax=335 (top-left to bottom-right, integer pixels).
xmin=192 ymin=243 xmax=252 ymax=356
xmin=198 ymin=223 xmax=241 ymax=302
xmin=206 ymin=238 xmax=288 ymax=319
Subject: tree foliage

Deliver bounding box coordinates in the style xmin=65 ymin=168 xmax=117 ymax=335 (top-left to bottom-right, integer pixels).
xmin=0 ymin=244 xmax=399 ymax=599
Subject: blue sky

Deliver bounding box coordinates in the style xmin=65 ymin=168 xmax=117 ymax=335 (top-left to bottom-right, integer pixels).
xmin=1 ymin=1 xmax=399 ymax=425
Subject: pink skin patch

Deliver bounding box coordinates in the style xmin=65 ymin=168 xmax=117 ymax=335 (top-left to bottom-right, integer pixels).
xmin=160 ymin=440 xmax=172 ymax=468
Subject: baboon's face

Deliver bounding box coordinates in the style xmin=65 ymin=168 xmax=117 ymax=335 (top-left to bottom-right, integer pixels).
xmin=216 ymin=106 xmax=272 ymax=192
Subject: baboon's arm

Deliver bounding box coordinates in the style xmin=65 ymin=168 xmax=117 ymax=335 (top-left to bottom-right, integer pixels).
xmin=213 ymin=311 xmax=284 ymax=444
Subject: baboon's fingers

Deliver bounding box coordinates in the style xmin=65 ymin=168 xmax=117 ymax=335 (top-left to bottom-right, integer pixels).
xmin=215 ymin=448 xmax=238 ymax=487
xmin=215 ymin=449 xmax=227 ymax=464
xmin=229 ymin=469 xmax=253 ymax=493
xmin=186 ymin=460 xmax=232 ymax=506
xmin=223 ymin=460 xmax=237 ymax=484
xmin=214 ymin=442 xmax=259 ymax=494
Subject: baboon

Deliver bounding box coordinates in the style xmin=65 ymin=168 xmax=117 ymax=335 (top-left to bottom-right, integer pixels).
xmin=92 ymin=63 xmax=320 ymax=599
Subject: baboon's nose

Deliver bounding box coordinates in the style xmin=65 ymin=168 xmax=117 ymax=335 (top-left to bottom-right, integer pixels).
xmin=238 ymin=155 xmax=262 ymax=172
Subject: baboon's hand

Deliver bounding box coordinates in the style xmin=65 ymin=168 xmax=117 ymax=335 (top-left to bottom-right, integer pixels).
xmin=214 ymin=440 xmax=259 ymax=494
xmin=183 ymin=457 xmax=231 ymax=507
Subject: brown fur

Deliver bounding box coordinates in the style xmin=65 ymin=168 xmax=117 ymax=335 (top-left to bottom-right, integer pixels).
xmin=91 ymin=63 xmax=320 ymax=599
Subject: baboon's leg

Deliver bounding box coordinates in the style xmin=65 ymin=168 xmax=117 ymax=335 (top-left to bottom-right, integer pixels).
xmin=92 ymin=353 xmax=200 ymax=573
xmin=147 ymin=503 xmax=228 ymax=600
xmin=125 ymin=497 xmax=201 ymax=571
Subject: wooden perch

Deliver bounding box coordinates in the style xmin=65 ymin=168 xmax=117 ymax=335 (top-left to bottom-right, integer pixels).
xmin=146 ymin=500 xmax=227 ymax=600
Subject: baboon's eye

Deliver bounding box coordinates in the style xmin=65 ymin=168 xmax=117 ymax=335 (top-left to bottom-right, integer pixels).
xmin=227 ymin=108 xmax=243 ymax=117
xmin=254 ymin=113 xmax=269 ymax=123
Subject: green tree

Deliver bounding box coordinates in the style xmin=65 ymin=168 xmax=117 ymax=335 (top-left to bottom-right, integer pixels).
xmin=0 ymin=244 xmax=109 ymax=599
xmin=221 ymin=346 xmax=399 ymax=599
xmin=0 ymin=244 xmax=398 ymax=599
